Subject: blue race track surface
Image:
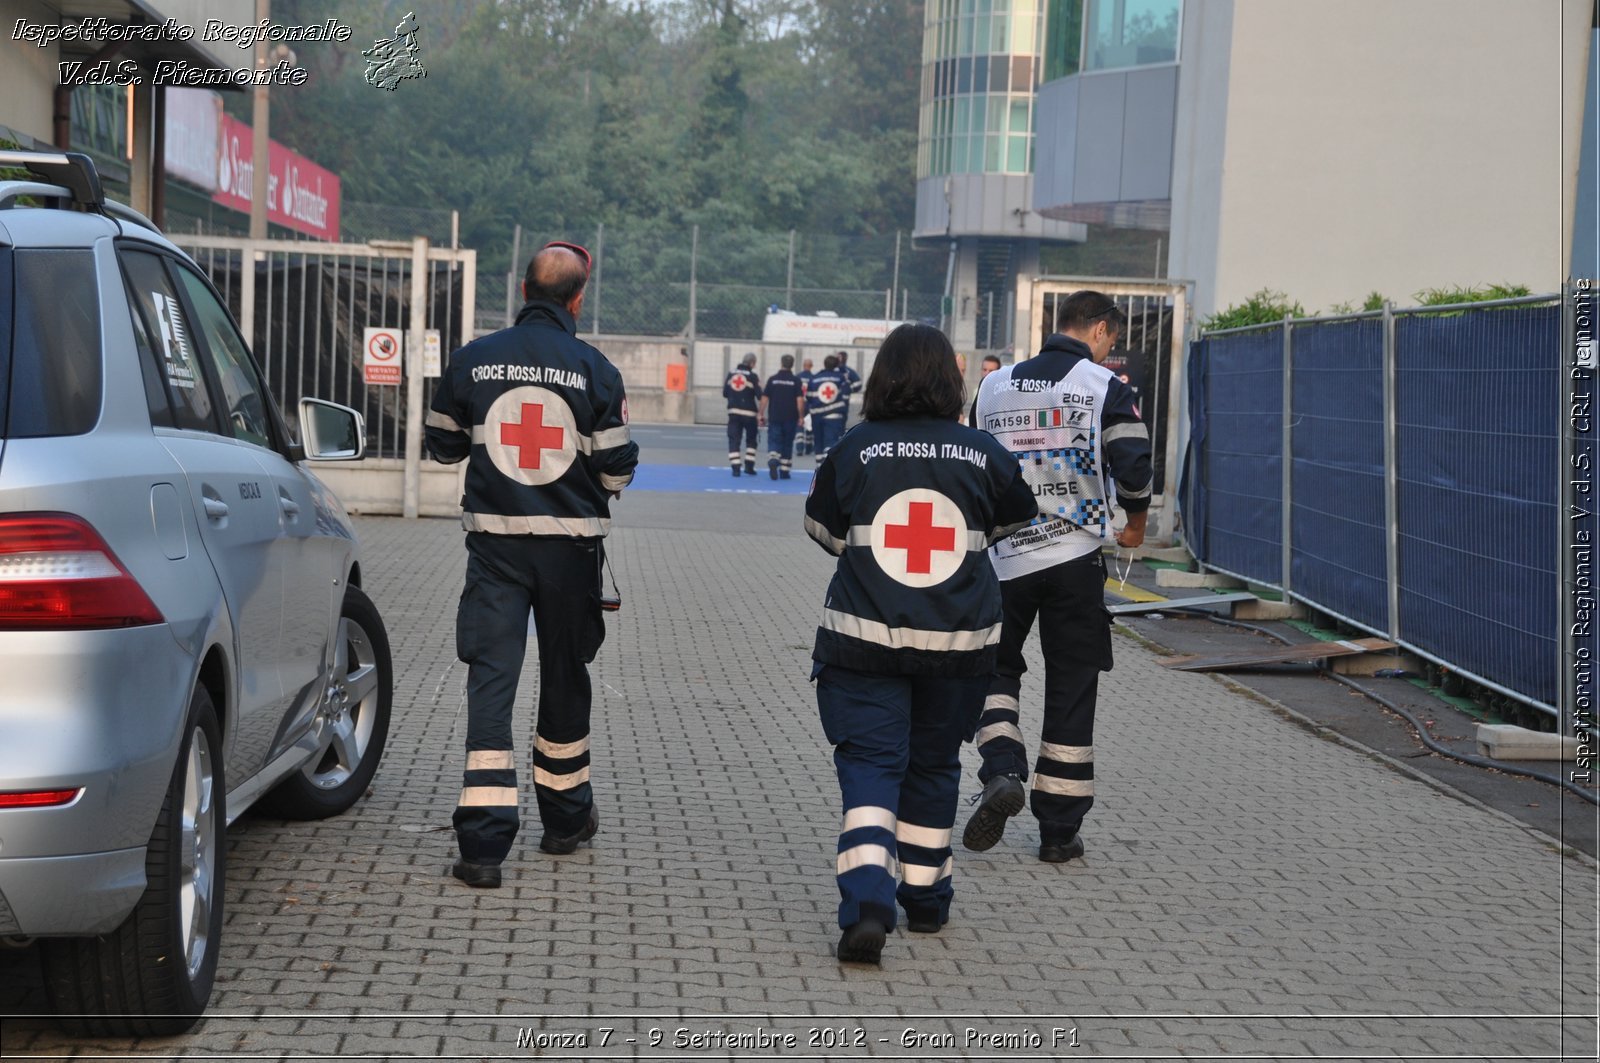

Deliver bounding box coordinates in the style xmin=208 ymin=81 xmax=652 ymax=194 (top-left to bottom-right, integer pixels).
xmin=629 ymin=464 xmax=815 ymax=495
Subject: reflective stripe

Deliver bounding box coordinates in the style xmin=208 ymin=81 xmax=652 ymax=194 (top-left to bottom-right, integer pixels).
xmin=847 ymin=526 xmax=989 ymax=552
xmin=1040 ymin=742 xmax=1093 ymax=764
xmin=843 ymin=806 xmax=897 ymax=833
xmin=805 ymin=516 xmax=847 ymax=555
xmin=462 ymin=511 xmax=608 ymax=536
xmin=458 ymin=785 xmax=518 ymax=807
xmin=1118 ymin=480 xmax=1152 ymax=500
xmin=599 ymin=472 xmax=632 ymax=492
xmin=836 ymin=843 xmax=897 ymax=875
xmin=976 ymin=721 xmax=1025 ymax=747
xmin=895 ymin=821 xmax=951 ymax=849
xmin=534 ymin=765 xmax=591 ymax=790
xmin=536 ymin=735 xmax=590 ymax=759
xmin=470 ymin=424 xmax=610 ymax=455
xmin=984 ymin=693 xmax=1019 ymax=712
xmin=822 ymin=608 xmax=999 ymax=653
xmin=1102 ymin=422 xmax=1149 ymax=446
xmin=728 ymin=408 xmax=757 ymax=418
xmin=592 ymin=426 xmax=631 ymax=450
xmin=426 ymin=410 xmax=464 ymax=433
xmin=466 ymin=750 xmax=514 ymax=771
xmin=900 ymin=856 xmax=953 ymax=886
xmin=1033 ymin=776 xmax=1094 ymax=797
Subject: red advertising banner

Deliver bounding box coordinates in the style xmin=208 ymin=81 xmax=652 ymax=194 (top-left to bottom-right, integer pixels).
xmin=213 ymin=114 xmax=340 ymax=241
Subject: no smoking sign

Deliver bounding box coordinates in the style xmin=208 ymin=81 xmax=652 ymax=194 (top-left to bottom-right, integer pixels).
xmin=363 ymin=327 xmax=403 ymax=386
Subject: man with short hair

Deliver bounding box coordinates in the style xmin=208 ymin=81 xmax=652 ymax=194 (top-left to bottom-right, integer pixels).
xmin=426 ymin=241 xmax=638 ymax=887
xmin=836 ymin=350 xmax=862 ymax=426
xmin=966 ymin=290 xmax=1151 ymax=864
xmin=759 ymin=353 xmax=806 ymax=479
xmin=724 ymin=353 xmax=763 ymax=476
xmin=807 ymin=354 xmax=850 ymax=460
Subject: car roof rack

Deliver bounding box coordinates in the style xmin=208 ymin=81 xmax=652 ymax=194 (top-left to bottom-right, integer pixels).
xmin=0 ymin=150 xmax=104 ymax=209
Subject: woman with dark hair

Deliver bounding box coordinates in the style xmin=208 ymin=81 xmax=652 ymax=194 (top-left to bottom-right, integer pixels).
xmin=804 ymin=324 xmax=1036 ymax=965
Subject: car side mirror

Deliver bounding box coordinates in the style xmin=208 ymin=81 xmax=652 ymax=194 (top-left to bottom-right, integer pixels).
xmin=298 ymin=398 xmax=365 ymax=461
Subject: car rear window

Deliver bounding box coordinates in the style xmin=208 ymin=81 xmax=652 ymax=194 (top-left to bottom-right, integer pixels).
xmin=3 ymin=248 xmax=102 ymax=438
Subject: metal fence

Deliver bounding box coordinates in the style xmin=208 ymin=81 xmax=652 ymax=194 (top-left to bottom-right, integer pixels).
xmin=1183 ymin=295 xmax=1563 ymax=716
xmin=174 ymin=235 xmax=477 ymax=472
xmin=485 ymin=224 xmax=947 ymax=342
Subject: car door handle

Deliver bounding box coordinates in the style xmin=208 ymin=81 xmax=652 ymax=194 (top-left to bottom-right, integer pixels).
xmin=203 ymin=497 xmax=230 ymax=520
xmin=278 ymin=491 xmax=301 ymax=521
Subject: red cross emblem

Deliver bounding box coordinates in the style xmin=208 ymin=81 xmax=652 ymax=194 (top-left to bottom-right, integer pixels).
xmin=884 ymin=501 xmax=957 ymax=574
xmin=870 ymin=489 xmax=969 ymax=587
xmin=499 ymin=403 xmax=565 ymax=469
xmin=728 ymin=373 xmax=749 ymax=391
xmin=817 ymin=381 xmax=839 ymax=403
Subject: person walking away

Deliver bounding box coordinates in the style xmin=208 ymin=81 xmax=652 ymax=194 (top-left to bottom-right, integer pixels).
xmin=808 ymin=355 xmax=850 ymax=460
xmin=805 ymin=324 xmax=1036 ymax=965
xmin=760 ymin=353 xmax=806 ymax=479
xmin=723 ymin=353 xmax=763 ymax=476
xmin=836 ymin=349 xmax=862 ymax=426
xmin=425 ymin=241 xmax=639 ymax=888
xmin=796 ymin=357 xmax=816 ymax=455
xmin=965 ymin=290 xmax=1151 ymax=864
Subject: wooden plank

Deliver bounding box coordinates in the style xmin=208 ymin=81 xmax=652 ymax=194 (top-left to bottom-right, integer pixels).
xmin=1158 ymin=637 xmax=1397 ymax=672
xmin=1107 ymin=592 xmax=1255 ymax=616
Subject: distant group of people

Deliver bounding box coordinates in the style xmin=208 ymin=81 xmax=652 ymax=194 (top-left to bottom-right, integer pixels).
xmin=427 ymin=244 xmax=1149 ymax=970
xmin=722 ymin=349 xmax=861 ymax=477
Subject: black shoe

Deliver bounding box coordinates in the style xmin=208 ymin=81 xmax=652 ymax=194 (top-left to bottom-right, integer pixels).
xmin=539 ymin=807 xmax=599 ymax=855
xmin=903 ymin=909 xmax=943 ymax=934
xmin=745 ymin=463 xmax=757 ymax=475
xmin=731 ymin=466 xmax=741 ymax=477
xmin=450 ymin=860 xmax=502 ymax=888
xmin=835 ymin=918 xmax=886 ymax=964
xmin=1039 ymin=835 xmax=1085 ymax=863
xmin=779 ymin=470 xmax=791 ymax=479
xmin=962 ymin=774 xmax=1025 ymax=852
xmin=768 ymin=459 xmax=779 ymax=480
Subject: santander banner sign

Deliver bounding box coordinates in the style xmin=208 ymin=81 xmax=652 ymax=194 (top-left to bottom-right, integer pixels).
xmin=213 ymin=113 xmax=341 ymax=242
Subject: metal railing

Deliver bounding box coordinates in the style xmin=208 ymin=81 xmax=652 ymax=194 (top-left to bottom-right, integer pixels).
xmin=1185 ymin=295 xmax=1564 ymax=716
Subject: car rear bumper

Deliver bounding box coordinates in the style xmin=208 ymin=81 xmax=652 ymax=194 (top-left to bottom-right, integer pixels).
xmin=0 ymin=846 xmax=147 ymax=936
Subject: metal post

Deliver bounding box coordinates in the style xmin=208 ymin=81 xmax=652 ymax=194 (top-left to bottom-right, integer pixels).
xmin=1280 ymin=311 xmax=1294 ymax=594
xmin=786 ymin=228 xmax=796 ymax=310
xmin=1383 ymin=301 xmax=1401 ymax=641
xmin=591 ymin=221 xmax=603 ymax=335
xmin=1160 ymin=285 xmax=1187 ymax=545
xmin=504 ymin=223 xmax=521 ymax=328
xmin=1560 ymin=281 xmax=1577 ymax=732
xmin=402 ymin=236 xmax=429 ymax=520
xmin=884 ymin=287 xmax=892 ymax=323
xmin=985 ymin=291 xmax=995 ymax=350
xmin=688 ymin=223 xmax=699 ymax=369
xmin=890 ymin=230 xmax=902 ymax=313
xmin=240 ymin=245 xmax=255 ymax=350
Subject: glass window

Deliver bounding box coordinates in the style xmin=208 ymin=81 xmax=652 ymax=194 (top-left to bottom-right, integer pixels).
xmin=5 ymin=250 xmax=102 ymax=439
xmin=125 ymin=277 xmax=175 ymax=429
xmin=1085 ymin=0 xmax=1179 ymax=71
xmin=1010 ymin=97 xmax=1031 ymax=132
xmin=987 ymin=96 xmax=1007 ymax=133
xmin=985 ymin=134 xmax=1003 ymax=172
xmin=955 ymin=96 xmax=971 ymax=134
xmin=974 ymin=12 xmax=990 ymax=52
xmin=1014 ymin=6 xmax=1039 ymax=53
xmin=1011 ymin=54 xmax=1034 ymax=91
xmin=1042 ymin=0 xmax=1083 ymax=81
xmin=174 ymin=264 xmax=275 ymax=450
xmin=990 ymin=58 xmax=1010 ymax=91
xmin=957 ymin=13 xmax=972 ymax=53
xmin=973 ymin=55 xmax=989 ymax=90
xmin=1007 ymin=134 xmax=1030 ymax=172
xmin=121 ymin=250 xmax=218 ymax=433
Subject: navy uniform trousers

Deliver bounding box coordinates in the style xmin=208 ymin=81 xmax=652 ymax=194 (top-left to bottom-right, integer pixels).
xmin=727 ymin=413 xmax=758 ymax=471
xmin=816 ymin=664 xmax=988 ymax=931
xmin=973 ymin=552 xmax=1110 ymax=846
xmin=453 ymin=532 xmax=606 ymax=865
xmin=767 ymin=418 xmax=798 ymax=476
xmin=814 ymin=414 xmax=847 ymax=459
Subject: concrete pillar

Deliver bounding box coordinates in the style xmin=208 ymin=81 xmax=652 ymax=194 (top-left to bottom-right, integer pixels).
xmin=128 ymin=84 xmax=153 ymax=216
xmin=948 ymin=238 xmax=979 ymax=353
xmin=1010 ymin=239 xmax=1042 ymax=359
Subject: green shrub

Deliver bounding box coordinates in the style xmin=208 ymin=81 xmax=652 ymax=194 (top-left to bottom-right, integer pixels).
xmin=1201 ymin=288 xmax=1306 ymax=331
xmin=1412 ymin=283 xmax=1532 ymax=316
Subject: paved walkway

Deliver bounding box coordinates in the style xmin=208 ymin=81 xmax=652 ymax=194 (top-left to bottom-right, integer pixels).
xmin=5 ymin=426 xmax=1597 ymax=1058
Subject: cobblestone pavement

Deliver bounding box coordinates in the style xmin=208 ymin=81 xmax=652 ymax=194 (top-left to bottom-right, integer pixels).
xmin=3 ymin=426 xmax=1597 ymax=1059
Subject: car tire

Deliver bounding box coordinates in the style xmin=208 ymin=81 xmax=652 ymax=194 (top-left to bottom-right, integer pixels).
xmin=39 ymin=686 xmax=225 ymax=1036
xmin=259 ymin=584 xmax=391 ymax=820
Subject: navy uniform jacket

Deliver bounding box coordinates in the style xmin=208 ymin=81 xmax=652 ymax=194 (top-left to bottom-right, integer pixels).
xmin=764 ymin=369 xmax=804 ymax=424
xmin=724 ymin=366 xmax=762 ymax=416
xmin=805 ymin=417 xmax=1037 ymax=677
xmin=425 ymin=300 xmax=638 ymax=538
xmin=807 ymin=367 xmax=850 ymax=420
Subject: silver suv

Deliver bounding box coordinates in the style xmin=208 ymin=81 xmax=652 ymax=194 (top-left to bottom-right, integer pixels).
xmin=0 ymin=151 xmax=392 ymax=1034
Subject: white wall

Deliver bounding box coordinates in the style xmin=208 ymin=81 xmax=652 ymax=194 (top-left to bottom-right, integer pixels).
xmin=0 ymin=0 xmax=64 ymax=145
xmin=1170 ymin=0 xmax=1591 ymax=320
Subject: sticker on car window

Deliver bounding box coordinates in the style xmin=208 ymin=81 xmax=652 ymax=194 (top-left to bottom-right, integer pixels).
xmin=151 ymin=290 xmax=199 ymax=390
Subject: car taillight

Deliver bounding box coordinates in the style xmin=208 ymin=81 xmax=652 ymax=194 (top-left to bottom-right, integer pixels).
xmin=0 ymin=788 xmax=81 ymax=808
xmin=0 ymin=513 xmax=164 ymax=629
